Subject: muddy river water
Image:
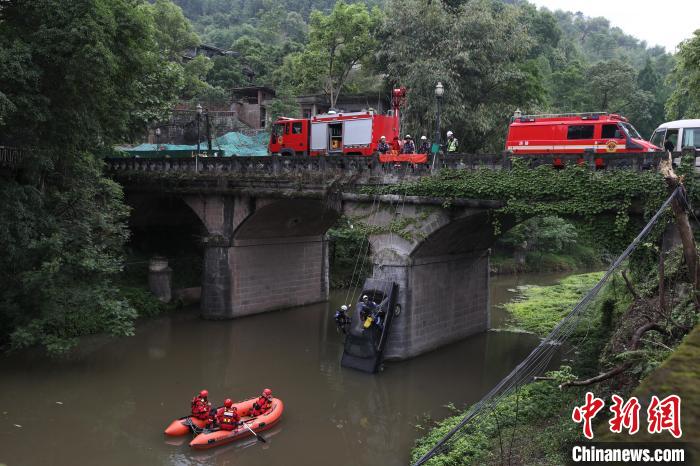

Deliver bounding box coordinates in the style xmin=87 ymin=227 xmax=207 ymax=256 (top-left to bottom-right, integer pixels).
xmin=0 ymin=272 xmax=570 ymax=466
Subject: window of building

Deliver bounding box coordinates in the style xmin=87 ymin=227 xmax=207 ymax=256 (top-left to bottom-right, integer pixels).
xmin=567 ymin=125 xmax=594 ymax=139
xmin=303 ymin=109 xmax=312 ymax=119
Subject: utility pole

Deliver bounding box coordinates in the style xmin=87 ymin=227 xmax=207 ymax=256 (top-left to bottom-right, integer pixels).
xmin=432 ymin=82 xmax=444 ymax=170
xmin=205 ymin=108 xmax=212 ymax=155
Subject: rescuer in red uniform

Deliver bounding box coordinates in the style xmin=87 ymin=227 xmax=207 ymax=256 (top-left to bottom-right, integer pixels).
xmin=217 ymin=399 xmax=241 ymax=431
xmin=251 ymin=388 xmax=273 ymax=416
xmin=191 ymin=389 xmax=212 ymax=420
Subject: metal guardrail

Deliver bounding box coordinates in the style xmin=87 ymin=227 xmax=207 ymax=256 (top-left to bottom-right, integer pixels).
xmin=105 ymin=152 xmax=675 ymax=178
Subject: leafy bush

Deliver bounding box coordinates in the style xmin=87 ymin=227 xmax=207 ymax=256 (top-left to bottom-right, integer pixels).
xmin=328 ymin=218 xmax=373 ymax=289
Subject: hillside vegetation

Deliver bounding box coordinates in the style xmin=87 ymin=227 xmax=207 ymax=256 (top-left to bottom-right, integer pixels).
xmin=172 ymin=0 xmax=698 ymax=148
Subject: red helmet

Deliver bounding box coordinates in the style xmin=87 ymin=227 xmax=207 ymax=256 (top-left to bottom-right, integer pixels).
xmin=200 ymin=390 xmax=209 ymax=398
xmin=263 ymin=388 xmax=272 ymax=397
xmin=224 ymin=398 xmax=233 ymax=408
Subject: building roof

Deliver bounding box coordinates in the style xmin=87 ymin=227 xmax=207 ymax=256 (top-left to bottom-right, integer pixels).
xmin=231 ymin=86 xmax=276 ymax=98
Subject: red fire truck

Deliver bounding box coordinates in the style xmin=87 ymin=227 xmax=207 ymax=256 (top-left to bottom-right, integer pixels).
xmin=269 ymin=88 xmax=407 ymax=157
xmin=505 ymin=112 xmax=659 ymax=155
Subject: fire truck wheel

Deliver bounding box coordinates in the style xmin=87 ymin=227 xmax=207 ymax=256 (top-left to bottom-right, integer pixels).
xmin=280 ymin=149 xmax=295 ymax=156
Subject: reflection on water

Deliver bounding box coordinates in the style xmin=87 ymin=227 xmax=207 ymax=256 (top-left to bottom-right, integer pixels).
xmin=0 ymin=273 xmax=565 ymax=466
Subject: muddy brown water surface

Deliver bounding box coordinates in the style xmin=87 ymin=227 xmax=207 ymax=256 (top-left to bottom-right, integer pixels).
xmin=0 ymin=272 xmax=569 ymax=466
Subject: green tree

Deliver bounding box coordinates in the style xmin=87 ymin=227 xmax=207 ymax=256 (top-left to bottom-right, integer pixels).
xmin=301 ymin=1 xmax=381 ymax=108
xmin=585 ymin=60 xmax=653 ymax=132
xmin=146 ymin=0 xmax=200 ymax=61
xmin=0 ymin=0 xmax=184 ymax=354
xmin=380 ymin=0 xmax=545 ymax=152
xmin=666 ymin=30 xmax=700 ymax=120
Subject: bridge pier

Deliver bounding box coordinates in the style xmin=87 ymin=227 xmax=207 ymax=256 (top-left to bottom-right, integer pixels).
xmin=228 ymin=235 xmax=329 ymax=317
xmin=371 ymin=249 xmax=490 ymax=360
xmin=201 ymin=237 xmax=233 ymax=319
xmin=186 ymin=195 xmax=336 ymax=319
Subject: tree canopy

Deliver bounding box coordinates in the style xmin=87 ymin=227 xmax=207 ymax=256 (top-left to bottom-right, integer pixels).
xmin=666 ymin=30 xmax=700 ymax=120
xmin=0 ymin=0 xmax=188 ymax=354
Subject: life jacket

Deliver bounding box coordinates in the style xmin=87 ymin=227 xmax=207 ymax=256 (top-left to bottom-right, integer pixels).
xmin=219 ymin=408 xmax=239 ymax=431
xmin=191 ymin=396 xmax=211 ymax=420
xmin=252 ymin=395 xmax=272 ymax=415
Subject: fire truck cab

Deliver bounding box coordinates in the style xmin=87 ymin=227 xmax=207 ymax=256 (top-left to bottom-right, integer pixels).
xmin=269 ymin=117 xmax=310 ymax=156
xmin=506 ymin=112 xmax=659 ymax=155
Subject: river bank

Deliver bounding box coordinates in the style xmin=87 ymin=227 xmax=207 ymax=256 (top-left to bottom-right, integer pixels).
xmin=411 ymin=262 xmax=697 ymax=465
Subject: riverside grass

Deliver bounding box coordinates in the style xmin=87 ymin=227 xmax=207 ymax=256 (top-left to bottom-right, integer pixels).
xmin=502 ymin=272 xmax=604 ymax=336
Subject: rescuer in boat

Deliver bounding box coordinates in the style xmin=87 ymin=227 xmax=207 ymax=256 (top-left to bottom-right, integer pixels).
xmin=334 ymin=304 xmax=351 ymax=334
xmin=191 ymin=389 xmax=212 ymax=421
xmin=377 ymin=135 xmax=391 ymax=154
xmin=402 ymin=134 xmax=415 ymax=154
xmin=418 ymin=135 xmax=430 ymax=154
xmin=251 ymin=388 xmax=273 ymax=416
xmin=217 ymin=399 xmax=241 ymax=431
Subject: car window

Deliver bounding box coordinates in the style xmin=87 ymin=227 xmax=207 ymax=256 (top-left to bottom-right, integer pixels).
xmin=650 ymin=129 xmax=666 ymax=148
xmin=620 ymin=122 xmax=642 ymax=140
xmin=292 ymin=122 xmax=303 ymax=134
xmin=601 ymin=124 xmax=622 ymax=139
xmin=665 ymin=129 xmax=679 ymax=151
xmin=272 ymin=124 xmax=284 ymax=137
xmin=681 ymin=128 xmax=700 ymax=148
xmin=567 ymin=125 xmax=594 ymax=139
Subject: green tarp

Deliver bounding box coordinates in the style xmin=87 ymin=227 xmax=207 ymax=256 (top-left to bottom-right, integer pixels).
xmin=119 ymin=131 xmax=269 ymax=157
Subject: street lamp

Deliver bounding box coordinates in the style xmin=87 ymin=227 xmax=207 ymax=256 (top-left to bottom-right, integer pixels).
xmin=432 ymin=82 xmax=444 ymax=170
xmin=195 ymin=103 xmax=202 ymax=171
xmin=155 ymin=127 xmax=161 ymax=149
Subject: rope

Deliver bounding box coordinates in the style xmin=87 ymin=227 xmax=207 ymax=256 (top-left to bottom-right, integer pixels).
xmin=411 ymin=186 xmax=681 ymax=466
xmin=345 ymin=193 xmax=382 ymax=306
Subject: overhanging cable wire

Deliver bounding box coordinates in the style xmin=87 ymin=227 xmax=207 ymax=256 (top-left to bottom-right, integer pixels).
xmin=412 ymin=186 xmax=681 ymax=466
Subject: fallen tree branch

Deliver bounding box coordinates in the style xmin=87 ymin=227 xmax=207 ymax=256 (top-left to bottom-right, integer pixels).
xmin=621 ymin=270 xmax=641 ymax=301
xmin=560 ymin=323 xmax=665 ymax=388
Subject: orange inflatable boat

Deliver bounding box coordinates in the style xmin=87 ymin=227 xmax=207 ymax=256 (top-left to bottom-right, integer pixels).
xmin=189 ymin=397 xmax=284 ymax=450
xmin=164 ymin=414 xmax=210 ymax=436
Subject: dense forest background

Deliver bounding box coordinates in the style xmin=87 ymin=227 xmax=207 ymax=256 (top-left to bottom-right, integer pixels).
xmin=1 ymin=0 xmax=700 ymax=355
xmin=171 ymin=0 xmax=685 ymax=150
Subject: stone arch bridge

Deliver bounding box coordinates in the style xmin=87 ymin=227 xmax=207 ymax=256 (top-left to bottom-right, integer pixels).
xmin=107 ymin=152 xmax=664 ymax=360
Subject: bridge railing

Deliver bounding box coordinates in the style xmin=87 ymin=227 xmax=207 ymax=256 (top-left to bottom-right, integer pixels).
xmin=105 ymin=151 xmax=690 ymax=178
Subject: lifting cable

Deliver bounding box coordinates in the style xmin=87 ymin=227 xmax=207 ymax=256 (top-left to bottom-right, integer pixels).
xmin=412 ymin=186 xmax=681 ymax=466
xmin=344 ymin=192 xmax=382 ymax=306
xmin=350 ymin=160 xmax=413 ymax=305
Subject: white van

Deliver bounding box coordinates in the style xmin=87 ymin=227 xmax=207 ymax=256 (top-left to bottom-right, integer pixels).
xmin=649 ymin=119 xmax=700 ymax=152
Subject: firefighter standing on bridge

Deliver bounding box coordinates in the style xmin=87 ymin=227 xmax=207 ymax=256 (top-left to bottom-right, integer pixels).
xmin=377 ymin=135 xmax=391 ymax=154
xmin=446 ymin=131 xmax=458 ymax=154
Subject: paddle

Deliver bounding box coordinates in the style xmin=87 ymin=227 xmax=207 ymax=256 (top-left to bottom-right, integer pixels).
xmin=241 ymin=420 xmax=267 ymax=443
